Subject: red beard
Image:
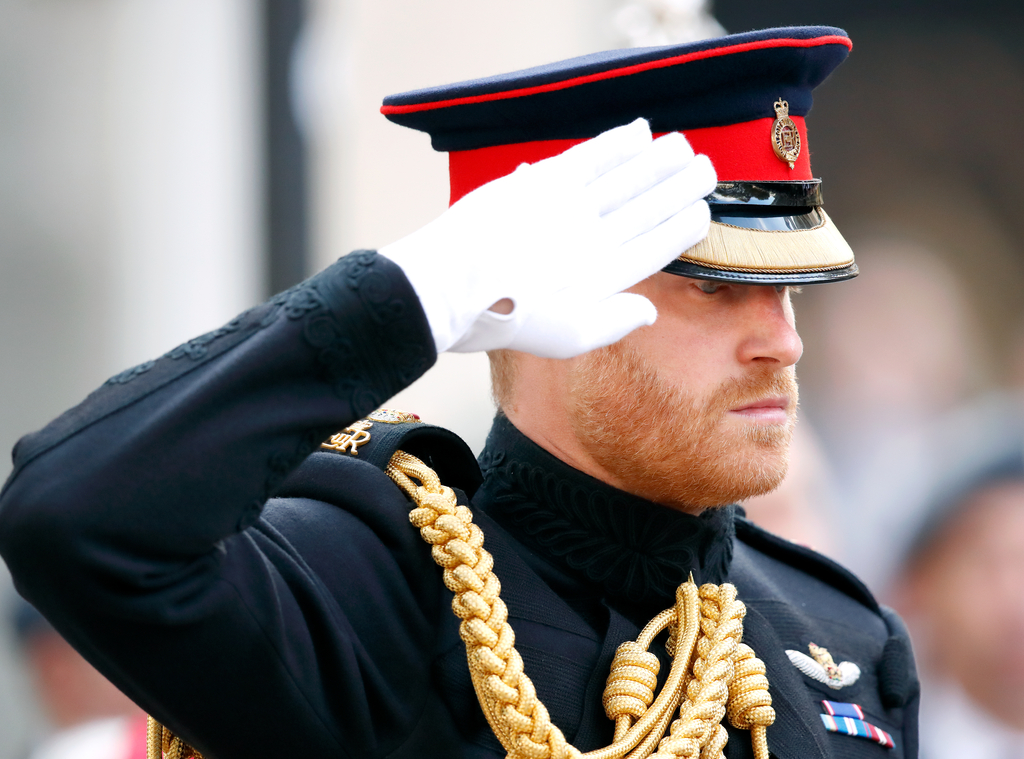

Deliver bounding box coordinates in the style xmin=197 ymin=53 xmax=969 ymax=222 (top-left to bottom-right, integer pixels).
xmin=567 ymin=340 xmax=798 ymax=511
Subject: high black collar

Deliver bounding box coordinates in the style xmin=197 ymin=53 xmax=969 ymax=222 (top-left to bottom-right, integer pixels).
xmin=474 ymin=415 xmax=735 ymax=608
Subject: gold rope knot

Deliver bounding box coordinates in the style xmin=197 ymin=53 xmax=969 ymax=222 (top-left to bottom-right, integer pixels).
xmin=604 ymin=641 xmax=661 ymax=723
xmin=727 ymin=644 xmax=775 ymax=759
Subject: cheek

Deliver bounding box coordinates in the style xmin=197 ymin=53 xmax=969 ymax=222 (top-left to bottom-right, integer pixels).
xmin=629 ymin=312 xmax=730 ymax=388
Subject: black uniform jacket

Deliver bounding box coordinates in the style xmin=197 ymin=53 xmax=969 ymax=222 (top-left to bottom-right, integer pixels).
xmin=0 ymin=251 xmax=919 ymax=759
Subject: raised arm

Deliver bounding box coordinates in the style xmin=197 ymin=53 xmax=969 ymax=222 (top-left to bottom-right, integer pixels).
xmin=0 ymin=120 xmax=714 ymax=758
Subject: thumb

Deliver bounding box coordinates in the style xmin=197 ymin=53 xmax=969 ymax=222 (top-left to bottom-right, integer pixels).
xmin=570 ymin=292 xmax=658 ymax=353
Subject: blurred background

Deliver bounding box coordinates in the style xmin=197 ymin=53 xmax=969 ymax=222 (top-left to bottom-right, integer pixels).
xmin=0 ymin=0 xmax=1022 ymax=756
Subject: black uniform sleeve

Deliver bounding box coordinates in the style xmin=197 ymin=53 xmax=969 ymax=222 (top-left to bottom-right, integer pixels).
xmin=0 ymin=250 xmax=440 ymax=758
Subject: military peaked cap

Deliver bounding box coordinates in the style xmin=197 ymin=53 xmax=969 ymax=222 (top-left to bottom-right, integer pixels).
xmin=383 ymin=26 xmax=857 ymax=285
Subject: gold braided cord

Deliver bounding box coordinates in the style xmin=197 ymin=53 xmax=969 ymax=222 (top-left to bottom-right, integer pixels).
xmin=146 ymin=716 xmax=162 ymax=759
xmin=387 ymin=450 xmax=776 ymax=759
xmin=388 ymin=450 xmax=579 ymax=759
xmin=146 ymin=716 xmax=204 ymax=759
xmin=145 ymin=447 xmax=774 ymax=759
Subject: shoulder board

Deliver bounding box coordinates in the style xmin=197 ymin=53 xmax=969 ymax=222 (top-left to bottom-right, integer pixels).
xmin=316 ymin=408 xmax=484 ymax=497
xmin=734 ymin=514 xmax=880 ymax=613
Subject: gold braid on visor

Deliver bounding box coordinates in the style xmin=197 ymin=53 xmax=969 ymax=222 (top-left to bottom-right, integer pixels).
xmin=664 ymin=179 xmax=857 ymax=285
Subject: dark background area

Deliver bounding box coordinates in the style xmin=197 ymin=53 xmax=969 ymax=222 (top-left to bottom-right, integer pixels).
xmin=720 ymin=1 xmax=1024 ymax=391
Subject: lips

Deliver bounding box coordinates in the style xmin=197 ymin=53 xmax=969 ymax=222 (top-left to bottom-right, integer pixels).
xmin=730 ymin=396 xmax=791 ymax=423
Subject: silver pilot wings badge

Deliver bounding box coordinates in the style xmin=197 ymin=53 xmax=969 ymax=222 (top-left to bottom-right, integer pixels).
xmin=786 ymin=642 xmax=861 ymax=690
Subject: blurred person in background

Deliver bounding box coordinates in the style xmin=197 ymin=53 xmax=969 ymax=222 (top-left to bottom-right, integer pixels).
xmin=799 ymin=241 xmax=991 ymax=588
xmin=887 ymin=403 xmax=1024 ymax=759
xmin=11 ymin=597 xmax=145 ymax=759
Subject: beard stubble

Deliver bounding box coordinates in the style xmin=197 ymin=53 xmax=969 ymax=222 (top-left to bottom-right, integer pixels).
xmin=566 ymin=341 xmax=798 ymax=511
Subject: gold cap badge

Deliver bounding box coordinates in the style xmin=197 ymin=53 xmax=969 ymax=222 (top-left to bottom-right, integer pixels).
xmin=771 ymin=98 xmax=801 ymax=169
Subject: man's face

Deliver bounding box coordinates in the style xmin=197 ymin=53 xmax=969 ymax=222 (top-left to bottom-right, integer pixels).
xmin=565 ymin=272 xmax=803 ymax=512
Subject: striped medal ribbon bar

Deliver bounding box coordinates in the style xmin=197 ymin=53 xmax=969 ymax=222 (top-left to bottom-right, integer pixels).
xmin=821 ymin=700 xmax=864 ymax=719
xmin=820 ymin=713 xmax=895 ymax=749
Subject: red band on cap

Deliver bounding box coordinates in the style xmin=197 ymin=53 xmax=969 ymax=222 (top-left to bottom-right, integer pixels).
xmin=448 ymin=117 xmax=810 ymax=205
xmin=382 ymin=35 xmax=851 ymax=116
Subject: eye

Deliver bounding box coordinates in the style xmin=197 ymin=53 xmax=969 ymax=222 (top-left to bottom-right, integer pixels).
xmin=775 ymin=285 xmax=803 ymax=295
xmin=695 ymin=280 xmax=722 ymax=295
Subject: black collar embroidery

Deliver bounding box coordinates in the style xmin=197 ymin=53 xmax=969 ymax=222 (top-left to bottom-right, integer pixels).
xmin=475 ymin=415 xmax=735 ymax=607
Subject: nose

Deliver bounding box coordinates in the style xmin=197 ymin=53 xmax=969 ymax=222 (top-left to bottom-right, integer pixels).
xmin=735 ymin=287 xmax=803 ymax=368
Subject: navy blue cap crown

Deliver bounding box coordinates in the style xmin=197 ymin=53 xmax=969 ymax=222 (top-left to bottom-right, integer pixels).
xmin=382 ymin=26 xmax=851 ymax=153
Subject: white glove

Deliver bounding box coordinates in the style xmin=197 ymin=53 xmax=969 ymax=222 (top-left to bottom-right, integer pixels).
xmin=380 ymin=118 xmax=716 ymax=359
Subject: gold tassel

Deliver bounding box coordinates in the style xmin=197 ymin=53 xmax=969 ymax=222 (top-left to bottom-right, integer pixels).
xmin=679 ymin=209 xmax=855 ymax=273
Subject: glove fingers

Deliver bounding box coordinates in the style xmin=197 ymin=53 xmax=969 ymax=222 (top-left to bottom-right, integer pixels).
xmin=570 ymin=163 xmax=712 ymax=302
xmin=584 ymin=131 xmax=697 ymax=216
xmin=534 ymin=118 xmax=653 ymax=188
xmin=511 ymin=292 xmax=657 ymax=359
xmin=569 ymin=198 xmax=712 ymax=306
xmin=601 ymin=153 xmax=716 ymax=248
xmin=616 ymin=198 xmax=712 ymax=273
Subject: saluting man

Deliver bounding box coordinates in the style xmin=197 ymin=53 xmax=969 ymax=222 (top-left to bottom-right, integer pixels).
xmin=0 ymin=27 xmax=919 ymax=759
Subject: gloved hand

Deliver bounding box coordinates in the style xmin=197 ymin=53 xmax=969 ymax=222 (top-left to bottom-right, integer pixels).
xmin=380 ymin=118 xmax=716 ymax=359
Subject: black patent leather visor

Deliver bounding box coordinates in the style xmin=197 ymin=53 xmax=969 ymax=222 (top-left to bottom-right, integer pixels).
xmin=707 ymin=180 xmax=824 ymax=206
xmin=708 ymin=179 xmax=824 ymax=231
xmin=711 ymin=206 xmax=824 ymax=231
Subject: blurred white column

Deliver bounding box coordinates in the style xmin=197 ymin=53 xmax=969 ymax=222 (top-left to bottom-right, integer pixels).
xmin=612 ymin=0 xmax=724 ymax=47
xmin=106 ymin=0 xmax=261 ymax=369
